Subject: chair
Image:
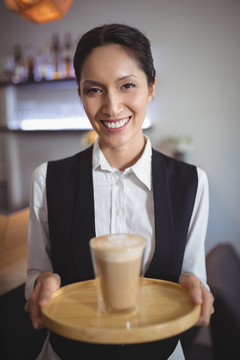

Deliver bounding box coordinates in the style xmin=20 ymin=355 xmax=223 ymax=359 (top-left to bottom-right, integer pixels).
xmin=206 ymin=243 xmax=240 ymax=360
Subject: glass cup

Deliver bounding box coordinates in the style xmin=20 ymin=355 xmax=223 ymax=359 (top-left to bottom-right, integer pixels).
xmin=89 ymin=233 xmax=146 ymax=313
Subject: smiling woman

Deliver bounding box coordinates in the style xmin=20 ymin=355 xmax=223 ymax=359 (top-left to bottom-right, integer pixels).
xmin=24 ymin=23 xmax=214 ymax=360
xmin=73 ymin=24 xmax=156 ymax=170
xmin=78 ymin=44 xmax=155 ymax=169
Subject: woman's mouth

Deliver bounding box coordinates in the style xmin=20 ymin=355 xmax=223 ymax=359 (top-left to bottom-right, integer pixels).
xmin=101 ymin=116 xmax=131 ymax=131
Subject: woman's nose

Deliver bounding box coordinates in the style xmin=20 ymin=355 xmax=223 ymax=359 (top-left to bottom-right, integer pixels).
xmin=102 ymin=91 xmax=123 ymax=117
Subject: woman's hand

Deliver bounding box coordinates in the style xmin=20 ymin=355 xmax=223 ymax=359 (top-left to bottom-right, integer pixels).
xmin=179 ymin=273 xmax=214 ymax=327
xmin=24 ymin=272 xmax=61 ymax=329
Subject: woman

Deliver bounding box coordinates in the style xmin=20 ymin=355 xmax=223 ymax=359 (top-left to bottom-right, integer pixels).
xmin=25 ymin=23 xmax=214 ymax=359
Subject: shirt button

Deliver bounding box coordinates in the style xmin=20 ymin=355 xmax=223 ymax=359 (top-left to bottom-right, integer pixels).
xmin=116 ymin=209 xmax=122 ymax=216
xmin=116 ymin=180 xmax=121 ymax=186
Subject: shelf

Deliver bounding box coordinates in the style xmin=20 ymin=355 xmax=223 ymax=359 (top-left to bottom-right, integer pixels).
xmin=0 ymin=77 xmax=77 ymax=88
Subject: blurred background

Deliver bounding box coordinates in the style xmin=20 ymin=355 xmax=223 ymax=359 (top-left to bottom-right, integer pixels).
xmin=1 ymin=0 xmax=239 ymax=255
xmin=0 ymin=0 xmax=240 ymax=358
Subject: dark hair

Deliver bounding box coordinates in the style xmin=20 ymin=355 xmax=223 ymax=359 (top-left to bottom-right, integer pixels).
xmin=73 ymin=23 xmax=156 ymax=87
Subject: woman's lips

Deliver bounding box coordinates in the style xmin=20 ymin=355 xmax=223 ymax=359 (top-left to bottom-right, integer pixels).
xmin=101 ymin=116 xmax=131 ymax=132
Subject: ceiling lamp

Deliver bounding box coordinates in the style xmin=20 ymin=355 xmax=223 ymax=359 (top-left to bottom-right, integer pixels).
xmin=4 ymin=0 xmax=73 ymax=24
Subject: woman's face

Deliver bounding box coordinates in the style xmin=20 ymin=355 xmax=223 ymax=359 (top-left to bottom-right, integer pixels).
xmin=79 ymin=44 xmax=155 ymax=151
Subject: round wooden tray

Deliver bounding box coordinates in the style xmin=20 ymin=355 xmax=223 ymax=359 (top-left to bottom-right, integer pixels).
xmin=41 ymin=278 xmax=200 ymax=344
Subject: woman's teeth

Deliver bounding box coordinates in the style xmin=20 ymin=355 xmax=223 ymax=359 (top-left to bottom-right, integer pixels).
xmin=103 ymin=117 xmax=130 ymax=129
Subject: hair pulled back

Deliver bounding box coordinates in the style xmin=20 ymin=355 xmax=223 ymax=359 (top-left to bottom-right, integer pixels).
xmin=73 ymin=23 xmax=156 ymax=87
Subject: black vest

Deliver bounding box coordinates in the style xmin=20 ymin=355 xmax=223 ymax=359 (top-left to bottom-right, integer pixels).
xmin=46 ymin=146 xmax=198 ymax=360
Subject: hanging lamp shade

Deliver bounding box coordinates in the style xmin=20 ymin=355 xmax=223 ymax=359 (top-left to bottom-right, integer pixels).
xmin=4 ymin=0 xmax=73 ymax=24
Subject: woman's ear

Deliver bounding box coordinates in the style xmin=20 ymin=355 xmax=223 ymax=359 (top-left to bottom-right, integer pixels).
xmin=148 ymin=77 xmax=156 ymax=103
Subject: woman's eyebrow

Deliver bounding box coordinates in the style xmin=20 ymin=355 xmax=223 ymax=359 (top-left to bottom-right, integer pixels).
xmin=81 ymin=74 xmax=138 ymax=87
xmin=116 ymin=74 xmax=137 ymax=82
xmin=81 ymin=80 xmax=102 ymax=86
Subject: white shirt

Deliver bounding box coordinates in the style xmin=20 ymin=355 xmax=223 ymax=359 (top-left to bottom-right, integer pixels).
xmin=25 ymin=137 xmax=209 ymax=360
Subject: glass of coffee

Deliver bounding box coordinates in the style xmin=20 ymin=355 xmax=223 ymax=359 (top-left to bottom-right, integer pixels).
xmin=89 ymin=233 xmax=146 ymax=313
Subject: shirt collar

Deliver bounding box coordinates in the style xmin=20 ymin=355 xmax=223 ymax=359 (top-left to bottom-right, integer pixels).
xmin=92 ymin=139 xmax=114 ymax=172
xmin=92 ymin=136 xmax=152 ymax=190
xmin=130 ymin=137 xmax=152 ymax=190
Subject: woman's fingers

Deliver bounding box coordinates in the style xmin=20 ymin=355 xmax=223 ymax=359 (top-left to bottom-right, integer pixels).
xmin=196 ymin=284 xmax=214 ymax=327
xmin=38 ymin=275 xmax=60 ymax=306
xmin=25 ymin=281 xmax=44 ymax=329
xmin=25 ymin=272 xmax=61 ymax=329
xmin=179 ymin=273 xmax=214 ymax=327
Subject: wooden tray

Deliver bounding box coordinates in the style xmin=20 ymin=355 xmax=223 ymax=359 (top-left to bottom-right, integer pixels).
xmin=41 ymin=278 xmax=200 ymax=344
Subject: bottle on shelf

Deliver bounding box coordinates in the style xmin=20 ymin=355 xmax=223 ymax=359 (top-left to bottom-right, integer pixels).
xmin=51 ymin=33 xmax=61 ymax=80
xmin=63 ymin=32 xmax=73 ymax=79
xmin=12 ymin=44 xmax=25 ymax=83
xmin=24 ymin=45 xmax=35 ymax=82
xmin=2 ymin=32 xmax=76 ymax=85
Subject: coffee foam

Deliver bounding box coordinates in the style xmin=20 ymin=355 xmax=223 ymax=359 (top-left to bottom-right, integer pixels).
xmin=90 ymin=234 xmax=146 ymax=262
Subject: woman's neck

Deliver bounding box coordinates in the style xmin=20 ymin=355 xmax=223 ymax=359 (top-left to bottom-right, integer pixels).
xmin=99 ymin=135 xmax=146 ymax=171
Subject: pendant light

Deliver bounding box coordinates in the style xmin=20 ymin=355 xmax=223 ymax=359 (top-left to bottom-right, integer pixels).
xmin=4 ymin=0 xmax=73 ymax=24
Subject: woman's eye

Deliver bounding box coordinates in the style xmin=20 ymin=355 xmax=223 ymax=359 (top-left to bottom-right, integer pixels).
xmin=122 ymin=82 xmax=136 ymax=90
xmin=86 ymin=87 xmax=101 ymax=95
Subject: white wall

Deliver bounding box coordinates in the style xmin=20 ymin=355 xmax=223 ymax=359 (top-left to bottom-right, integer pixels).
xmin=0 ymin=0 xmax=240 ymax=255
